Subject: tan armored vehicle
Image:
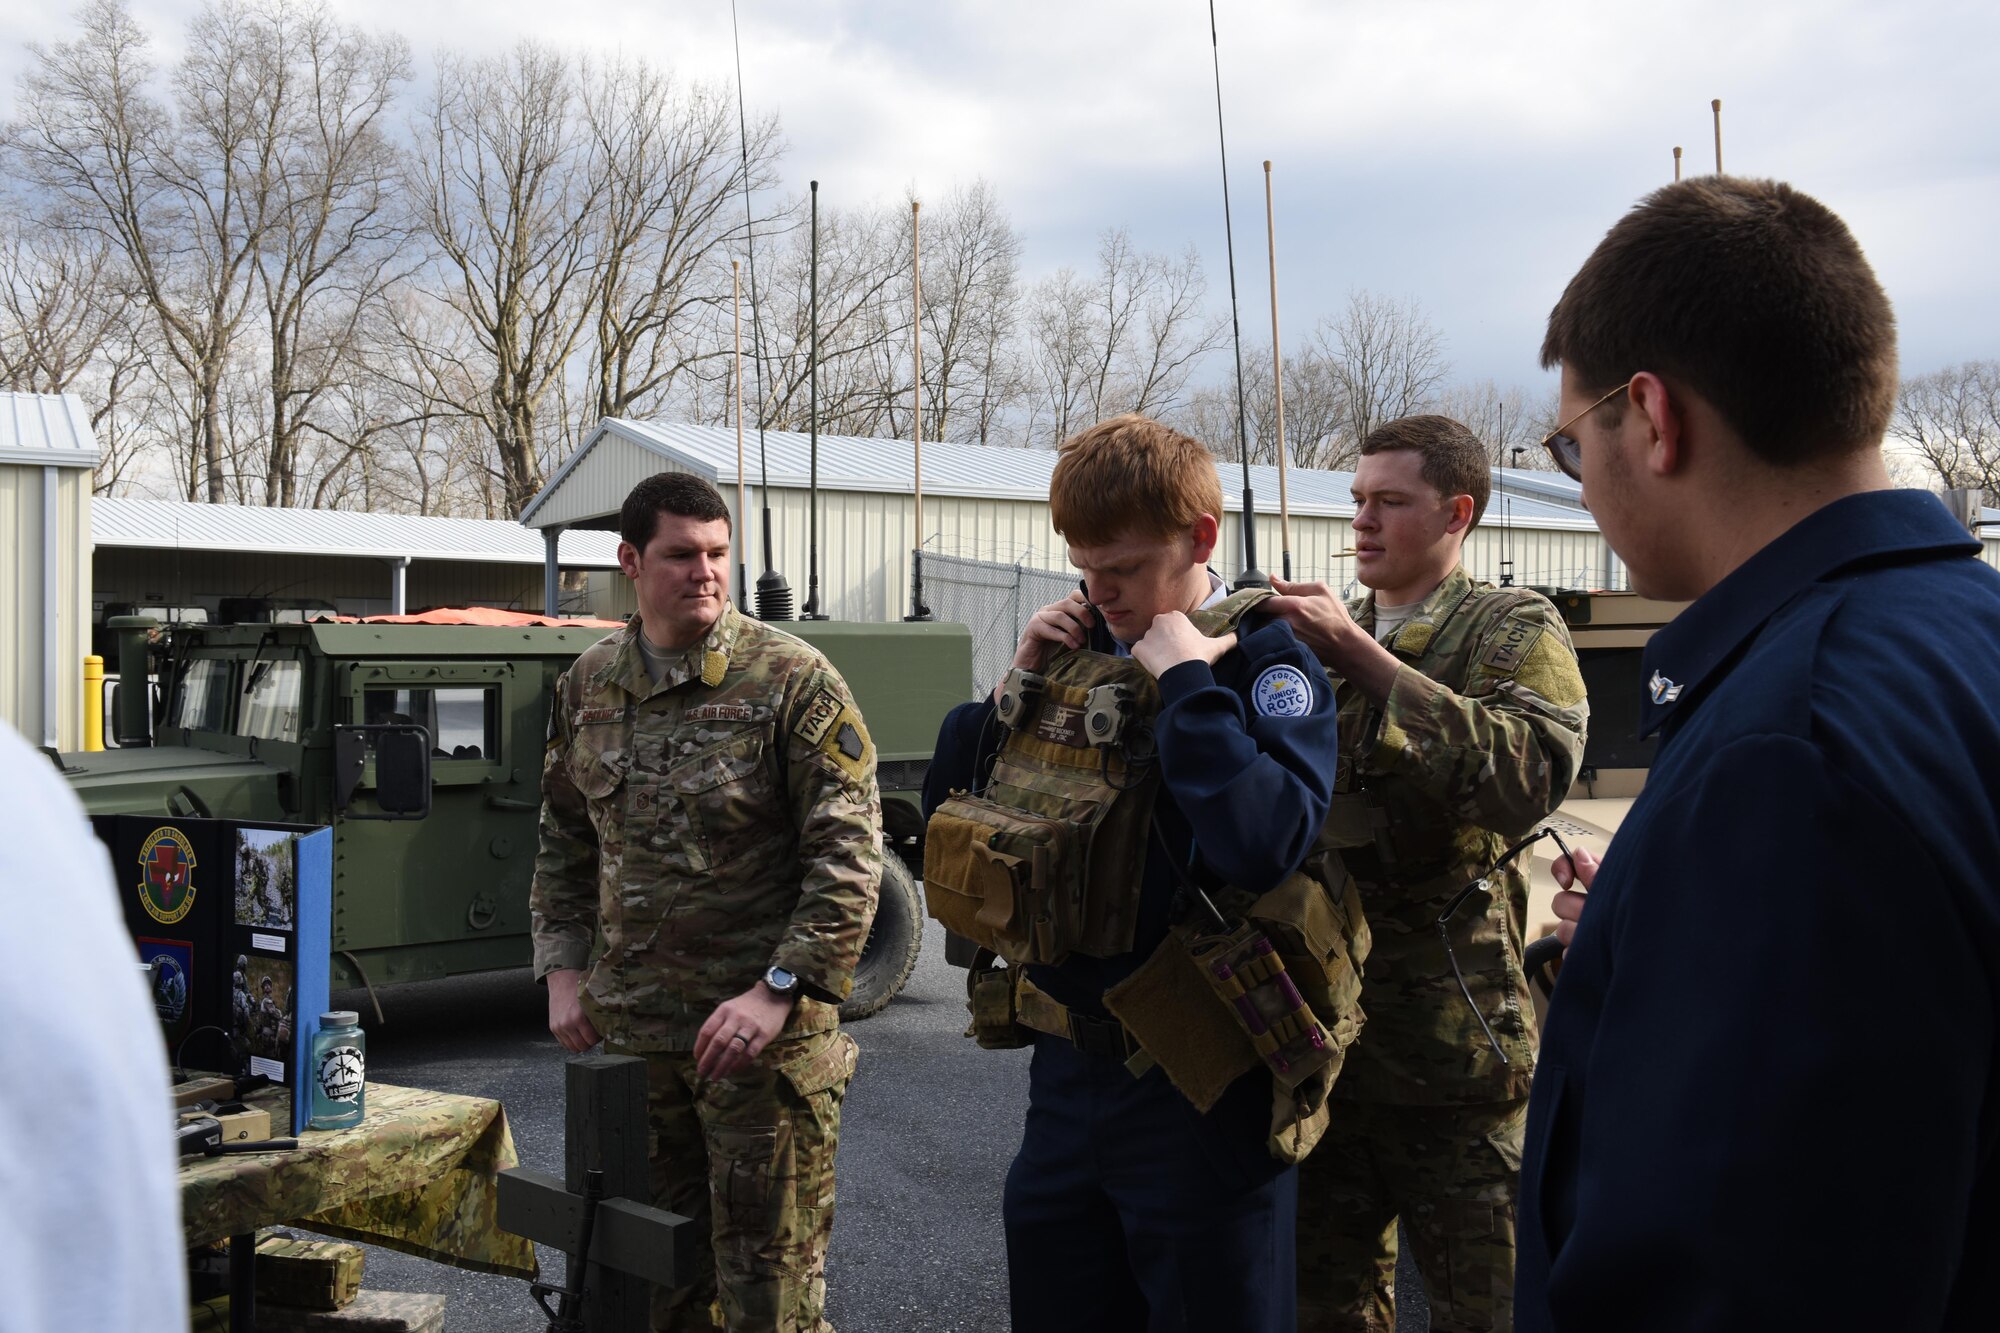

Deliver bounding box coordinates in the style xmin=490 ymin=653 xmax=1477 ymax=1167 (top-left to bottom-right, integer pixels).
xmin=1522 ymin=590 xmax=1685 ymax=1011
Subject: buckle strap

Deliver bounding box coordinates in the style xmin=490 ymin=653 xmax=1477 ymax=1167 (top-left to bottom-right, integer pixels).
xmin=1017 ymin=977 xmax=1142 ymax=1063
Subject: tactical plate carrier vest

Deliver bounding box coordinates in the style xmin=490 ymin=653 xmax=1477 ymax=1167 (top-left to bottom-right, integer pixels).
xmin=924 ymin=590 xmax=1372 ymax=1160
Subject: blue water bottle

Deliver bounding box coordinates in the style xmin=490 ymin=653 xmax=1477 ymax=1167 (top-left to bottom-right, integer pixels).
xmin=309 ymin=1010 xmax=366 ymax=1130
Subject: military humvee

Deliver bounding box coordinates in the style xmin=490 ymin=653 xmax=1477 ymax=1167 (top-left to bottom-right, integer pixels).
xmin=67 ymin=613 xmax=974 ymax=1019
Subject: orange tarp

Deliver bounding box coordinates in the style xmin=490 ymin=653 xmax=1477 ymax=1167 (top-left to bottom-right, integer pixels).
xmin=330 ymin=607 xmax=625 ymax=629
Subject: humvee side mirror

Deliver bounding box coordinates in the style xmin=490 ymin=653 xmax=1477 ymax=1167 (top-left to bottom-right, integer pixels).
xmin=333 ymin=724 xmax=432 ymax=820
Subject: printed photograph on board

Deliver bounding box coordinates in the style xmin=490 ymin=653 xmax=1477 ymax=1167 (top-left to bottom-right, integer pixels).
xmin=234 ymin=827 xmax=299 ymax=930
xmin=231 ymin=953 xmax=296 ymax=1072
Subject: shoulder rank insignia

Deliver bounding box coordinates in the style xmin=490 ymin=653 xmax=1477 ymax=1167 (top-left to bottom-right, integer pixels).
xmin=701 ymin=651 xmax=728 ymax=687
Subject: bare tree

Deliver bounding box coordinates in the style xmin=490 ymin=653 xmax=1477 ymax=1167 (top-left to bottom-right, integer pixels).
xmin=249 ymin=4 xmax=412 ymax=506
xmin=910 ymin=180 xmax=1022 ymax=445
xmin=1315 ymin=291 xmax=1449 ymax=450
xmin=581 ymin=60 xmax=780 ymax=435
xmin=10 ymin=0 xmax=304 ymax=500
xmin=1890 ymin=361 xmax=2000 ymax=504
xmin=1434 ymin=379 xmax=1560 ymax=472
xmin=1020 ymin=228 xmax=1225 ymax=447
xmin=411 ymin=42 xmax=608 ymax=514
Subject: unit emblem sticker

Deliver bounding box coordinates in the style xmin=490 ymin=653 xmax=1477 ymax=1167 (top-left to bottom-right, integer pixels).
xmin=139 ymin=938 xmax=193 ymax=1037
xmin=137 ymin=826 xmax=199 ymax=925
xmin=1252 ymin=664 xmax=1315 ymax=718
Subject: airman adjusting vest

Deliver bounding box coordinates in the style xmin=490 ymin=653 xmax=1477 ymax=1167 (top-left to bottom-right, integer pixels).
xmin=924 ymin=591 xmax=1372 ymax=1160
xmin=923 ymin=589 xmax=1270 ymax=965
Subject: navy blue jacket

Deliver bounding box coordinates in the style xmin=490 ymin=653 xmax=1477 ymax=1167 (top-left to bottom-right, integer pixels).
xmin=1518 ymin=491 xmax=2000 ymax=1330
xmin=923 ymin=610 xmax=1338 ymax=1016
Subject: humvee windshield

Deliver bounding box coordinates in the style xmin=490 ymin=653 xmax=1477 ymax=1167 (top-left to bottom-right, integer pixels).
xmin=167 ymin=655 xmax=305 ymax=743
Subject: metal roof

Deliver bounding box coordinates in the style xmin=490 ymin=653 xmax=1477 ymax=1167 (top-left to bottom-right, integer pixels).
xmin=523 ymin=419 xmax=1601 ymax=531
xmin=0 ymin=392 xmax=98 ymax=468
xmin=93 ymin=497 xmax=622 ymax=567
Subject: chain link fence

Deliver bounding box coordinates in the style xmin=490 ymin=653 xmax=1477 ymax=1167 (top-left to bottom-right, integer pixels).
xmin=922 ymin=551 xmax=1078 ymax=700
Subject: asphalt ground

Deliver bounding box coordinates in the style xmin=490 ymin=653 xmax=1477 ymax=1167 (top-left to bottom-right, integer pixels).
xmin=332 ymin=918 xmax=1430 ymax=1330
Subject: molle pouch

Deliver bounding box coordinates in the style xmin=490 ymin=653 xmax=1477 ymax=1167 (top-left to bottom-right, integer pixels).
xmin=1188 ymin=921 xmax=1339 ymax=1093
xmin=962 ymin=949 xmax=1031 ymax=1050
xmin=922 ymin=793 xmax=1076 ymax=962
xmin=1249 ymin=870 xmax=1370 ymax=1064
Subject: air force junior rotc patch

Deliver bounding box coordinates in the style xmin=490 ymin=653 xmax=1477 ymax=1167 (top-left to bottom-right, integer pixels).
xmin=1252 ymin=664 xmax=1314 ymax=718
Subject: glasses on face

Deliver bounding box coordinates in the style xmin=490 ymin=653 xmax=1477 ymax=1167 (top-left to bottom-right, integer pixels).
xmin=1540 ymin=382 xmax=1630 ymax=482
xmin=1435 ymin=826 xmax=1576 ymax=1063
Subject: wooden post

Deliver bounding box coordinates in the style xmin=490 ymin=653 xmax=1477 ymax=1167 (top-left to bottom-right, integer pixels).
xmin=498 ymin=1054 xmax=697 ymax=1333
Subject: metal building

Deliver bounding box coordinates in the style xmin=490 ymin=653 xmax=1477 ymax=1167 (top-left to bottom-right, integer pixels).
xmin=91 ymin=498 xmax=624 ymax=624
xmin=521 ymin=419 xmax=1618 ymax=622
xmin=0 ymin=393 xmax=96 ymax=749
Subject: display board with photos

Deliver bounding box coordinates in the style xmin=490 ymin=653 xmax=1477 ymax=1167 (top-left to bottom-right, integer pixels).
xmin=100 ymin=815 xmax=332 ymax=1134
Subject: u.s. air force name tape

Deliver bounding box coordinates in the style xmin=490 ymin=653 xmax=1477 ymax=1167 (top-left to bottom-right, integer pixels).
xmin=1252 ymin=664 xmax=1314 ymax=718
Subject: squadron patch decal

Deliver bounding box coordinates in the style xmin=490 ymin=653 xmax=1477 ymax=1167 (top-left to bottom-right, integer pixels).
xmin=137 ymin=826 xmax=199 ymax=925
xmin=1252 ymin=664 xmax=1315 ymax=718
xmin=793 ymin=687 xmax=844 ymax=747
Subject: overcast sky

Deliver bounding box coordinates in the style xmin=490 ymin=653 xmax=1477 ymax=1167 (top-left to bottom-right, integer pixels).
xmin=7 ymin=0 xmax=1997 ymax=396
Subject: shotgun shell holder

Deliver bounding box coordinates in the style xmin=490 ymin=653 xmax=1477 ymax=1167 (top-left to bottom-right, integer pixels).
xmin=1189 ymin=921 xmax=1337 ymax=1091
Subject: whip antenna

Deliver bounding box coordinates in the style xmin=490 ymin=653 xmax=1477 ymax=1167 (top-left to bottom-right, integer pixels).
xmin=1263 ymin=159 xmax=1292 ymax=582
xmin=1209 ymin=0 xmax=1265 ymax=589
xmin=906 ymin=198 xmax=934 ymax=621
xmin=802 ymin=180 xmax=827 ymax=619
xmin=733 ymin=260 xmax=747 ymax=606
xmin=1712 ymin=98 xmax=1724 ymax=173
xmin=1673 ymin=144 xmax=1683 ymax=181
xmin=733 ymin=0 xmax=792 ymax=619
xmin=1498 ymin=401 xmax=1514 ymax=587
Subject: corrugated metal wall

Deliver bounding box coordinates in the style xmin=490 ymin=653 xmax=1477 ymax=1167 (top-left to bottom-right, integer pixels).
xmin=93 ymin=549 xmax=548 ymax=618
xmin=0 ymin=464 xmax=91 ymax=748
xmin=578 ymin=481 xmax=1618 ymax=624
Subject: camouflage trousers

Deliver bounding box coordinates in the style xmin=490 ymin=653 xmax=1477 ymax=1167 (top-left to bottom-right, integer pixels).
xmin=615 ymin=1029 xmax=859 ymax=1333
xmin=1297 ymin=1097 xmax=1527 ymax=1333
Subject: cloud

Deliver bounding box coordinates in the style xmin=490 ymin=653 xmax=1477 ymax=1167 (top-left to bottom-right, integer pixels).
xmin=5 ymin=0 xmax=1996 ymax=387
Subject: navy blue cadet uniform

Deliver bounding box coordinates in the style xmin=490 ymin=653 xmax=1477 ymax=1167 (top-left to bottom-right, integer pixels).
xmin=1518 ymin=490 xmax=2000 ymax=1331
xmin=925 ymin=605 xmax=1339 ymax=1333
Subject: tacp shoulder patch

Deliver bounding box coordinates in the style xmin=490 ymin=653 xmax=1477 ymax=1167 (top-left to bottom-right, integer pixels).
xmin=1252 ymin=664 xmax=1315 ymax=718
xmin=1478 ymin=616 xmax=1545 ymax=676
xmin=793 ymin=687 xmax=843 ymax=747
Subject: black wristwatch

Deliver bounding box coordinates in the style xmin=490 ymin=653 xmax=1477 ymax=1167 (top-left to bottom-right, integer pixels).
xmin=762 ymin=965 xmax=799 ymax=996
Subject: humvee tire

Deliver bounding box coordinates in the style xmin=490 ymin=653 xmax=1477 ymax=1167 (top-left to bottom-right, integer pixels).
xmin=842 ymin=850 xmax=922 ymax=1020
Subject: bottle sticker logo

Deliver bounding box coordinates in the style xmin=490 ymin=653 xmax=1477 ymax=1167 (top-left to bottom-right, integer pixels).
xmin=317 ymin=1045 xmax=365 ymax=1103
xmin=137 ymin=827 xmax=199 ymax=924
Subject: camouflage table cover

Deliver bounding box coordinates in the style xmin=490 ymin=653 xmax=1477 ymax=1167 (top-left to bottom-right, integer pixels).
xmin=179 ymin=1081 xmax=538 ymax=1279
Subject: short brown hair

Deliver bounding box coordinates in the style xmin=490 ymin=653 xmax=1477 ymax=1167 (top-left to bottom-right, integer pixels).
xmin=620 ymin=472 xmax=731 ymax=550
xmin=1540 ymin=177 xmax=1897 ymax=466
xmin=1048 ymin=414 xmax=1225 ymax=545
xmin=1360 ymin=415 xmax=1492 ymax=528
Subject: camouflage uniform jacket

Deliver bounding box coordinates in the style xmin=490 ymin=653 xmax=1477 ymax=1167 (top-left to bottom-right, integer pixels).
xmin=1327 ymin=566 xmax=1587 ymax=1103
xmin=530 ymin=605 xmax=883 ymax=1051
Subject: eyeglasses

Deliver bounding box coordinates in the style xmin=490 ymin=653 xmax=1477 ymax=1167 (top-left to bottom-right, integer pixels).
xmin=1436 ymin=826 xmax=1576 ymax=1063
xmin=1539 ymin=382 xmax=1630 ymax=482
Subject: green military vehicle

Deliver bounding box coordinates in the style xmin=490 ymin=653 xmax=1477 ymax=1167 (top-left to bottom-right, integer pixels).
xmin=68 ymin=613 xmax=974 ymax=1018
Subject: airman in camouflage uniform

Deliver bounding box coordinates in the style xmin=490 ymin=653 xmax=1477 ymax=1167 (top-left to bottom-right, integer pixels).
xmin=1269 ymin=417 xmax=1588 ymax=1332
xmin=533 ymin=473 xmax=881 ymax=1333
